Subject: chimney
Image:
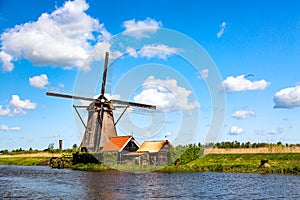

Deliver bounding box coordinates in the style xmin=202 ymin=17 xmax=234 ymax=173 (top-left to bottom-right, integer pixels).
xmin=59 ymin=139 xmax=63 ymax=151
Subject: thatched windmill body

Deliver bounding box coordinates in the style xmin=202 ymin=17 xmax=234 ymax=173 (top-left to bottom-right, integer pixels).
xmin=47 ymin=52 xmax=156 ymax=152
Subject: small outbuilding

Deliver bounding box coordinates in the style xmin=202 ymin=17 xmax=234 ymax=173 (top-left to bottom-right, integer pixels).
xmin=101 ymin=136 xmax=140 ymax=163
xmin=136 ymin=140 xmax=173 ymax=165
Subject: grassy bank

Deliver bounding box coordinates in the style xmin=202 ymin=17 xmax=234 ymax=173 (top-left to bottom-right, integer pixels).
xmin=0 ymin=157 xmax=50 ymax=166
xmin=57 ymin=152 xmax=300 ymax=174
xmin=160 ymin=153 xmax=300 ymax=174
xmin=1 ymin=152 xmax=299 ymax=175
xmin=0 ymin=152 xmax=71 ymax=166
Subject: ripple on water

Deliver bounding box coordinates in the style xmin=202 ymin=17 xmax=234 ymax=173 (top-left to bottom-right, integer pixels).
xmin=0 ymin=166 xmax=300 ymax=199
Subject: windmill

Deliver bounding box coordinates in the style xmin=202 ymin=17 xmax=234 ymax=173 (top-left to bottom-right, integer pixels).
xmin=46 ymin=52 xmax=156 ymax=152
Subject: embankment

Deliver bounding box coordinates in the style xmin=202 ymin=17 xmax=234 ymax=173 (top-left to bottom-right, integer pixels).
xmin=161 ymin=153 xmax=300 ymax=174
xmin=0 ymin=152 xmax=70 ymax=166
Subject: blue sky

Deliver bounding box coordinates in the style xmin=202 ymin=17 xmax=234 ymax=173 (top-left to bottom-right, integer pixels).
xmin=1 ymin=0 xmax=300 ymax=150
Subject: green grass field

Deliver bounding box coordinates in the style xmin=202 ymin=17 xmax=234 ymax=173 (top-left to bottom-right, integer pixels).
xmin=0 ymin=157 xmax=50 ymax=166
xmin=1 ymin=153 xmax=299 ymax=174
xmin=160 ymin=153 xmax=300 ymax=174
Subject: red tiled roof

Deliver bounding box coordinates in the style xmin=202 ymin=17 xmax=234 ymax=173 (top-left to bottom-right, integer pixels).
xmin=101 ymin=136 xmax=136 ymax=152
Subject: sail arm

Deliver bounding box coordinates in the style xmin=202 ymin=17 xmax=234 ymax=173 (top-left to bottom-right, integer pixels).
xmin=46 ymin=92 xmax=96 ymax=102
xmin=110 ymin=99 xmax=156 ymax=109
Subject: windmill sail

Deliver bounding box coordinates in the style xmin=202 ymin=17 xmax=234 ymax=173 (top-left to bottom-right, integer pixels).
xmin=46 ymin=52 xmax=156 ymax=153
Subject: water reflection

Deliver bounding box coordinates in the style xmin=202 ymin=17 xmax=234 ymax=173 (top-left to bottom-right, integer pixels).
xmin=1 ymin=165 xmax=300 ymax=199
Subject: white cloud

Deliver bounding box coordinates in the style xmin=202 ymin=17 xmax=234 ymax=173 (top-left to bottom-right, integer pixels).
xmin=0 ymin=124 xmax=21 ymax=131
xmin=126 ymin=44 xmax=180 ymax=60
xmin=29 ymin=74 xmax=49 ymax=89
xmin=232 ymin=109 xmax=255 ymax=119
xmin=9 ymin=108 xmax=27 ymax=116
xmin=78 ymin=93 xmax=120 ymax=107
xmin=228 ymin=126 xmax=244 ymax=135
xmin=122 ymin=18 xmax=162 ymax=39
xmin=1 ymin=95 xmax=36 ymax=116
xmin=126 ymin=47 xmax=138 ymax=58
xmin=217 ymin=21 xmax=226 ymax=38
xmin=197 ymin=69 xmax=209 ymax=79
xmin=222 ymin=75 xmax=270 ymax=92
xmin=0 ymin=51 xmax=14 ymax=72
xmin=9 ymin=95 xmax=37 ymax=109
xmin=0 ymin=0 xmax=110 ymax=72
xmin=273 ymin=85 xmax=300 ymax=108
xmin=0 ymin=105 xmax=28 ymax=116
xmin=133 ymin=76 xmax=199 ymax=112
xmin=268 ymin=128 xmax=283 ymax=134
xmin=0 ymin=106 xmax=10 ymax=116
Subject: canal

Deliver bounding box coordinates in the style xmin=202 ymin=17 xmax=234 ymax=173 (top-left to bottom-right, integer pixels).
xmin=1 ymin=165 xmax=300 ymax=199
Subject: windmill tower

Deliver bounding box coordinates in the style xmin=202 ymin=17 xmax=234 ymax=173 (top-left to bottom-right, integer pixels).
xmin=47 ymin=52 xmax=156 ymax=152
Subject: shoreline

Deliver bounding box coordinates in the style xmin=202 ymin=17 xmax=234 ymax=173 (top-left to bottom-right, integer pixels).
xmin=1 ymin=151 xmax=299 ymax=175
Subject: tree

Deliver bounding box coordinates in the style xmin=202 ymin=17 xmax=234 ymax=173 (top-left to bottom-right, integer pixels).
xmin=48 ymin=143 xmax=54 ymax=153
xmin=72 ymin=144 xmax=78 ymax=149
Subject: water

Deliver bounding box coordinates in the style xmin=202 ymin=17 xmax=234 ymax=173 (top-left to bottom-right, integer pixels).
xmin=1 ymin=165 xmax=300 ymax=199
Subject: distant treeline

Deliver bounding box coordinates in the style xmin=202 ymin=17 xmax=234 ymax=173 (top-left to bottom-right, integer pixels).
xmin=212 ymin=141 xmax=300 ymax=149
xmin=1 ymin=141 xmax=300 ymax=156
xmin=0 ymin=143 xmax=78 ymax=155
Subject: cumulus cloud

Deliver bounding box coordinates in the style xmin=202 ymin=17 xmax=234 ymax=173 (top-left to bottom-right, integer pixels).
xmin=197 ymin=69 xmax=209 ymax=79
xmin=222 ymin=75 xmax=270 ymax=92
xmin=232 ymin=109 xmax=255 ymax=119
xmin=228 ymin=126 xmax=244 ymax=135
xmin=0 ymin=0 xmax=110 ymax=72
xmin=9 ymin=108 xmax=27 ymax=116
xmin=122 ymin=18 xmax=162 ymax=39
xmin=29 ymin=74 xmax=49 ymax=89
xmin=0 ymin=106 xmax=10 ymax=116
xmin=0 ymin=51 xmax=14 ymax=72
xmin=126 ymin=47 xmax=138 ymax=58
xmin=0 ymin=124 xmax=21 ymax=131
xmin=268 ymin=128 xmax=283 ymax=135
xmin=126 ymin=44 xmax=180 ymax=60
xmin=0 ymin=105 xmax=27 ymax=116
xmin=0 ymin=95 xmax=36 ymax=117
xmin=133 ymin=76 xmax=199 ymax=112
xmin=217 ymin=21 xmax=226 ymax=38
xmin=9 ymin=95 xmax=37 ymax=109
xmin=273 ymin=85 xmax=300 ymax=109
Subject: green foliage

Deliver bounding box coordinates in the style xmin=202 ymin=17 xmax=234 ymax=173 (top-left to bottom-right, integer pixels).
xmin=169 ymin=145 xmax=204 ymax=165
xmin=48 ymin=143 xmax=55 ymax=153
xmin=72 ymin=144 xmax=78 ymax=152
xmin=213 ymin=141 xmax=299 ymax=149
xmin=170 ymin=153 xmax=300 ymax=174
xmin=103 ymin=152 xmax=118 ymax=165
xmin=70 ymin=163 xmax=112 ymax=171
xmin=72 ymin=152 xmax=100 ymax=164
xmin=0 ymin=149 xmax=9 ymax=154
